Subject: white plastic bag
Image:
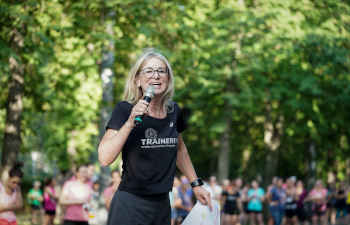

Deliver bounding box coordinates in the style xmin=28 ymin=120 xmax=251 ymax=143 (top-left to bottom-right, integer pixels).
xmin=182 ymin=200 xmax=220 ymax=225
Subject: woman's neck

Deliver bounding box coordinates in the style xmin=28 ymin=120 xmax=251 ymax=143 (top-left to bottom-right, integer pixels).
xmin=4 ymin=182 xmax=13 ymax=193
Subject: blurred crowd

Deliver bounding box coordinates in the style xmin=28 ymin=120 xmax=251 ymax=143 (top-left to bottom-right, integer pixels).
xmin=0 ymin=163 xmax=350 ymax=225
xmin=197 ymin=176 xmax=350 ymax=225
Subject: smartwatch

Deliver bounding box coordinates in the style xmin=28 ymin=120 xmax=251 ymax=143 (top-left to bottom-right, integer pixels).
xmin=189 ymin=178 xmax=204 ymax=189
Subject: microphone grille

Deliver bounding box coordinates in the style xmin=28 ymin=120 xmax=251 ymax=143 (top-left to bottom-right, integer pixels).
xmin=146 ymin=85 xmax=156 ymax=95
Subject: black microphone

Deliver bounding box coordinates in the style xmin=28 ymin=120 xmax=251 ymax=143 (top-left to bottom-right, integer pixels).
xmin=134 ymin=85 xmax=156 ymax=125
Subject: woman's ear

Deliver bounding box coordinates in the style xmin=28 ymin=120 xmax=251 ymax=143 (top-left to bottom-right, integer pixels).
xmin=135 ymin=76 xmax=141 ymax=88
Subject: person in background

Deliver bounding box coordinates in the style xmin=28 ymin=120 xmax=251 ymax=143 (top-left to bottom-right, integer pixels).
xmin=268 ymin=177 xmax=285 ymax=225
xmin=103 ymin=171 xmax=121 ymax=211
xmin=266 ymin=176 xmax=279 ymax=225
xmin=59 ymin=165 xmax=92 ymax=225
xmin=285 ymin=178 xmax=298 ymax=225
xmin=222 ymin=182 xmax=243 ymax=225
xmin=241 ymin=184 xmax=249 ymax=225
xmin=43 ymin=177 xmax=58 ymax=225
xmin=306 ymin=179 xmax=328 ymax=225
xmin=175 ymin=178 xmax=193 ymax=225
xmin=92 ymin=181 xmax=100 ymax=197
xmin=326 ymin=181 xmax=337 ymax=225
xmin=169 ymin=177 xmax=180 ymax=225
xmin=345 ymin=185 xmax=350 ymax=225
xmin=335 ymin=181 xmax=347 ymax=225
xmin=247 ymin=180 xmax=265 ymax=225
xmin=289 ymin=176 xmax=297 ymax=187
xmin=295 ymin=180 xmax=308 ymax=225
xmin=86 ymin=163 xmax=96 ymax=188
xmin=28 ymin=180 xmax=44 ymax=224
xmin=180 ymin=175 xmax=193 ymax=200
xmin=221 ymin=179 xmax=230 ymax=225
xmin=235 ymin=178 xmax=245 ymax=225
xmin=0 ymin=162 xmax=24 ymax=225
xmin=69 ymin=163 xmax=95 ymax=189
xmin=204 ymin=176 xmax=222 ymax=202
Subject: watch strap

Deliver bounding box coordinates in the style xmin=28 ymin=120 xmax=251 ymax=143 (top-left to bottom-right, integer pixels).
xmin=190 ymin=178 xmax=203 ymax=189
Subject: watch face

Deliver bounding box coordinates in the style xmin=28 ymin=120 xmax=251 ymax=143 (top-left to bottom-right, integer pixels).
xmin=198 ymin=178 xmax=204 ymax=185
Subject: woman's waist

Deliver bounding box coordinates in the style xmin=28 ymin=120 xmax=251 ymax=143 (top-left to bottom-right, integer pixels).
xmin=0 ymin=211 xmax=16 ymax=222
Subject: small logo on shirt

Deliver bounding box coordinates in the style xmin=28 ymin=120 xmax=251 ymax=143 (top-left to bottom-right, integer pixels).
xmin=145 ymin=128 xmax=157 ymax=139
xmin=170 ymin=122 xmax=173 ymax=127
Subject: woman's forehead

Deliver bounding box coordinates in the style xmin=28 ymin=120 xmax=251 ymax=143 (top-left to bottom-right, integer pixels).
xmin=143 ymin=57 xmax=166 ymax=69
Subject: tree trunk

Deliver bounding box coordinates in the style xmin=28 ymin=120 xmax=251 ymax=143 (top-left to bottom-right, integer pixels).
xmin=307 ymin=140 xmax=316 ymax=191
xmin=217 ymin=109 xmax=232 ymax=184
xmin=0 ymin=29 xmax=24 ymax=181
xmin=96 ymin=10 xmax=116 ymax=225
xmin=217 ymin=80 xmax=234 ymax=184
xmin=263 ymin=98 xmax=284 ymax=189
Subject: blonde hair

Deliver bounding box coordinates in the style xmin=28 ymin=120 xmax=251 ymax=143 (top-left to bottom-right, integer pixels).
xmin=123 ymin=48 xmax=174 ymax=113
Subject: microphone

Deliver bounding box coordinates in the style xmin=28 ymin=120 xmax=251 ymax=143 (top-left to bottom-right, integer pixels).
xmin=134 ymin=85 xmax=156 ymax=125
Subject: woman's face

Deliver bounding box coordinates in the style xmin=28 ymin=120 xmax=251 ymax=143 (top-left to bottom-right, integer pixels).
xmin=8 ymin=176 xmax=22 ymax=190
xmin=315 ymin=181 xmax=323 ymax=189
xmin=76 ymin=166 xmax=88 ymax=182
xmin=135 ymin=57 xmax=169 ymax=97
xmin=51 ymin=179 xmax=56 ymax=186
xmin=297 ymin=181 xmax=303 ymax=188
xmin=251 ymin=181 xmax=258 ymax=189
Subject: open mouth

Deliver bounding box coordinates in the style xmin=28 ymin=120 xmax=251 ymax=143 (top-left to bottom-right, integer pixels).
xmin=150 ymin=82 xmax=161 ymax=86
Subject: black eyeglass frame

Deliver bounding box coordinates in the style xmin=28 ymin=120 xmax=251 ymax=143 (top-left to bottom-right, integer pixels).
xmin=137 ymin=68 xmax=169 ymax=78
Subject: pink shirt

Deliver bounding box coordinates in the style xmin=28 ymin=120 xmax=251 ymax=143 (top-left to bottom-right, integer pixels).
xmin=310 ymin=188 xmax=327 ymax=211
xmin=0 ymin=182 xmax=17 ymax=222
xmin=62 ymin=181 xmax=91 ymax=221
xmin=69 ymin=176 xmax=93 ymax=189
xmin=103 ymin=186 xmax=116 ymax=198
xmin=44 ymin=186 xmax=56 ymax=211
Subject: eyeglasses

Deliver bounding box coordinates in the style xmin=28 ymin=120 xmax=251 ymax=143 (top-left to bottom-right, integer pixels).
xmin=138 ymin=68 xmax=169 ymax=78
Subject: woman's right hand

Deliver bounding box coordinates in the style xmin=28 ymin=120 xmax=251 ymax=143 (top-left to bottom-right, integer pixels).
xmin=127 ymin=100 xmax=150 ymax=127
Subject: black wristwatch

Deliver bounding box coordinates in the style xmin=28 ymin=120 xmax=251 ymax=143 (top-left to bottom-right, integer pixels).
xmin=189 ymin=178 xmax=204 ymax=189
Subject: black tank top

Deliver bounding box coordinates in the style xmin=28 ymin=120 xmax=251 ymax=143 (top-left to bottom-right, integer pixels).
xmin=285 ymin=191 xmax=297 ymax=210
xmin=336 ymin=189 xmax=346 ymax=207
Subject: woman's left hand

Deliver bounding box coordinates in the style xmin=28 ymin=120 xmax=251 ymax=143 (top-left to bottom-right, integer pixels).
xmin=193 ymin=186 xmax=212 ymax=210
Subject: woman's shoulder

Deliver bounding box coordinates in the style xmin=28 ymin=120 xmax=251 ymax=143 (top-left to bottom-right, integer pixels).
xmin=116 ymin=101 xmax=133 ymax=108
xmin=170 ymin=101 xmax=181 ymax=109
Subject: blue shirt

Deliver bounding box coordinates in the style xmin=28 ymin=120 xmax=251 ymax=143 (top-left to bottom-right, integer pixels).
xmin=247 ymin=188 xmax=265 ymax=211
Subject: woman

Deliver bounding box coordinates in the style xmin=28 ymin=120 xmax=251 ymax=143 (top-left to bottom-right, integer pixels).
xmin=103 ymin=171 xmax=121 ymax=211
xmin=222 ymin=182 xmax=243 ymax=225
xmin=269 ymin=177 xmax=285 ymax=225
xmin=28 ymin=180 xmax=44 ymax=224
xmin=295 ymin=180 xmax=308 ymax=225
xmin=175 ymin=178 xmax=193 ymax=224
xmin=306 ymin=179 xmax=328 ymax=225
xmin=0 ymin=162 xmax=24 ymax=225
xmin=335 ymin=181 xmax=347 ymax=225
xmin=247 ymin=180 xmax=265 ymax=225
xmin=285 ymin=179 xmax=298 ymax=225
xmin=43 ymin=177 xmax=58 ymax=225
xmin=326 ymin=182 xmax=336 ymax=225
xmin=241 ymin=185 xmax=250 ymax=225
xmin=98 ymin=48 xmax=211 ymax=225
xmin=59 ymin=165 xmax=92 ymax=225
xmin=346 ymin=185 xmax=350 ymax=225
xmin=220 ymin=179 xmax=230 ymax=225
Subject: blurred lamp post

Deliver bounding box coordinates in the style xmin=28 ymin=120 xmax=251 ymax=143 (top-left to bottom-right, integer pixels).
xmin=31 ymin=151 xmax=39 ymax=176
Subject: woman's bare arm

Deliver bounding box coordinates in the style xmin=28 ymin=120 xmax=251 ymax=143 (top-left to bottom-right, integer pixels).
xmin=98 ymin=100 xmax=150 ymax=166
xmin=0 ymin=187 xmax=23 ymax=212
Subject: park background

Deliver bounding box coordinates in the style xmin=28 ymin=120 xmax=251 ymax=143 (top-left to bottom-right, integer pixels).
xmin=0 ymin=0 xmax=350 ymax=214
